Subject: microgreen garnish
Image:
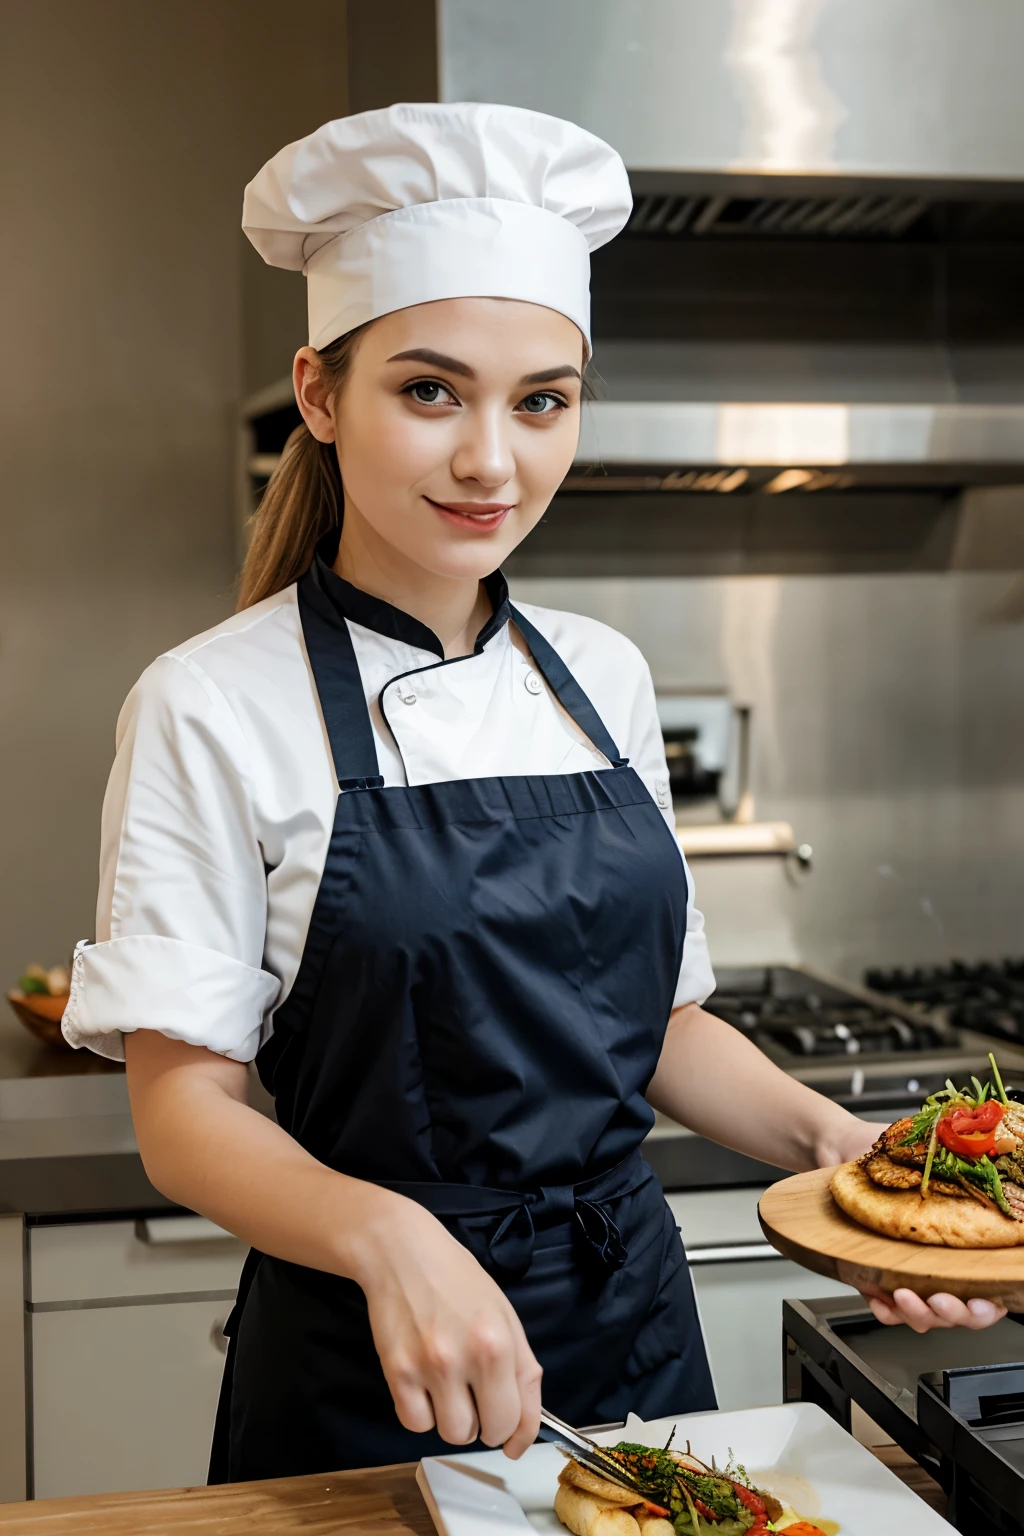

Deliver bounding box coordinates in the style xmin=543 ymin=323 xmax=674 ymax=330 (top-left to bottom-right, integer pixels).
xmin=920 ymin=1116 xmax=939 ymax=1200
xmin=991 ymin=1052 xmax=1012 ymax=1108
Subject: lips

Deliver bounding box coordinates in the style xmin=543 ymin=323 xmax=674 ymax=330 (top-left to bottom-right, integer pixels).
xmin=425 ymin=498 xmax=515 ymax=532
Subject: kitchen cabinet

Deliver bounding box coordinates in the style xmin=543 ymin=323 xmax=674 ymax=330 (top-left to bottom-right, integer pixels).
xmin=667 ymin=1188 xmax=856 ymax=1412
xmin=23 ymin=1195 xmax=847 ymax=1497
xmin=31 ymin=1297 xmax=234 ymax=1499
xmin=27 ymin=1216 xmax=245 ymax=1499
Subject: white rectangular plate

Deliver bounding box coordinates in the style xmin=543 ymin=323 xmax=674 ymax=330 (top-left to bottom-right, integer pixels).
xmin=416 ymin=1401 xmax=952 ymax=1534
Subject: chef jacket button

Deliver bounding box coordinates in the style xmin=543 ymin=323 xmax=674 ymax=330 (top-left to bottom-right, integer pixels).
xmin=524 ymin=670 xmax=543 ymax=695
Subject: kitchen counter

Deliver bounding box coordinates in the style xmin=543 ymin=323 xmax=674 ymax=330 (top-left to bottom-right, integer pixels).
xmin=0 ymin=1013 xmax=782 ymax=1217
xmin=0 ymin=1446 xmax=945 ymax=1532
xmin=0 ymin=1019 xmax=172 ymax=1221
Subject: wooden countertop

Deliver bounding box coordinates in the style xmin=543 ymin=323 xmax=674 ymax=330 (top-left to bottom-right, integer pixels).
xmin=0 ymin=1446 xmax=946 ymax=1533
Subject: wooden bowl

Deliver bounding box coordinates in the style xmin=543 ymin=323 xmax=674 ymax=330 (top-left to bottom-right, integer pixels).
xmin=7 ymin=991 xmax=71 ymax=1048
xmin=760 ymin=1165 xmax=1024 ymax=1310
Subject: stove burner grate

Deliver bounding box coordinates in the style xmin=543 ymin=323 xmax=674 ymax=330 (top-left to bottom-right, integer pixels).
xmin=865 ymin=958 xmax=1024 ymax=1044
xmin=707 ymin=991 xmax=945 ymax=1057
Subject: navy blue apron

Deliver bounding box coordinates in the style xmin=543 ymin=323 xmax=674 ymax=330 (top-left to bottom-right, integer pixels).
xmin=209 ymin=555 xmax=715 ymax=1482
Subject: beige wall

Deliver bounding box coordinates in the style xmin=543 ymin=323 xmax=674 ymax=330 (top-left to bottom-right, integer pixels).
xmin=0 ymin=1 xmax=346 ymax=1003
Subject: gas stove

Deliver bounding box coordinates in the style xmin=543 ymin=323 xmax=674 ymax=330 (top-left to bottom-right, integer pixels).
xmin=708 ymin=966 xmax=953 ymax=1060
xmin=703 ymin=965 xmax=1024 ymax=1116
xmin=865 ymin=959 xmax=1024 ymax=1046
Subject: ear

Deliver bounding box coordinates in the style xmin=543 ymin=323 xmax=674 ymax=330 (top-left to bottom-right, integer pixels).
xmin=293 ymin=347 xmax=336 ymax=443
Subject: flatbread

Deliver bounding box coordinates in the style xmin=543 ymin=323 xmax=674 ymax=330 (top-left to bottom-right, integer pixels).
xmin=831 ymin=1160 xmax=1024 ymax=1248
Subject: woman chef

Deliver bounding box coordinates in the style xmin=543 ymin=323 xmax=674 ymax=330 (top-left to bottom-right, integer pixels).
xmin=63 ymin=103 xmax=1004 ymax=1483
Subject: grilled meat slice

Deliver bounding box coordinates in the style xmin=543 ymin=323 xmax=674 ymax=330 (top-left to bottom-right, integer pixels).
xmin=859 ymin=1124 xmax=901 ymax=1166
xmin=887 ymin=1141 xmax=928 ymax=1167
xmin=863 ymin=1153 xmax=969 ymax=1198
xmin=860 ymin=1119 xmax=927 ymax=1170
xmin=882 ymin=1118 xmax=930 ymax=1167
xmin=859 ymin=1124 xmax=927 ymax=1167
xmin=932 ymin=1178 xmax=972 ymax=1198
xmin=864 ymin=1154 xmax=921 ymax=1190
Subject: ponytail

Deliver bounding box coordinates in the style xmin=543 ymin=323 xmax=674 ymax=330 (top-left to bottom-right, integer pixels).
xmin=236 ymin=327 xmax=365 ymax=611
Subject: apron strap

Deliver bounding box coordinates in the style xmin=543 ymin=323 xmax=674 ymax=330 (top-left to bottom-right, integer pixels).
xmin=298 ymin=568 xmax=384 ymax=789
xmin=296 ymin=567 xmax=627 ymax=782
xmin=509 ymin=606 xmax=627 ymax=768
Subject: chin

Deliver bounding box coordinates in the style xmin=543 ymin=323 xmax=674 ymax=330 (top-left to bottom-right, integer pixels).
xmin=408 ymin=517 xmax=533 ymax=579
xmin=418 ymin=541 xmax=514 ymax=580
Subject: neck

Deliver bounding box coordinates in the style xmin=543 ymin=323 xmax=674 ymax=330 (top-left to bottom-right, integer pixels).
xmin=333 ymin=505 xmax=493 ymax=659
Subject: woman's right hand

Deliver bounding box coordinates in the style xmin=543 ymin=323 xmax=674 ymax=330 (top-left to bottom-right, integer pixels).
xmin=123 ymin=1035 xmax=540 ymax=1454
xmin=353 ymin=1194 xmax=542 ymax=1457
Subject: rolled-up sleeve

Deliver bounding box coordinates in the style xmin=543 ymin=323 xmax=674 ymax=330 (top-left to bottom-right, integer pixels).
xmin=62 ymin=654 xmax=281 ymax=1061
xmin=671 ymin=901 xmax=715 ymax=1010
xmin=624 ymin=655 xmax=716 ymax=1011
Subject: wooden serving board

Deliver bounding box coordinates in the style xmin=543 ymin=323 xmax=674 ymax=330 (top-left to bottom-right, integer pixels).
xmin=759 ymin=1166 xmax=1024 ymax=1308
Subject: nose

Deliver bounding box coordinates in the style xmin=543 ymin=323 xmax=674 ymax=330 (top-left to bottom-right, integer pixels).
xmin=450 ymin=402 xmax=515 ymax=491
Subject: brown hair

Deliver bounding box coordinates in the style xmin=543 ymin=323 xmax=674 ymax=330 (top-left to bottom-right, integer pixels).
xmin=236 ymin=327 xmax=366 ymax=611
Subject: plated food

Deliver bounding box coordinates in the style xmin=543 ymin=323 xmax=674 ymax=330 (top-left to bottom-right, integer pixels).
xmin=831 ymin=1054 xmax=1024 ymax=1247
xmin=554 ymin=1439 xmax=830 ymax=1536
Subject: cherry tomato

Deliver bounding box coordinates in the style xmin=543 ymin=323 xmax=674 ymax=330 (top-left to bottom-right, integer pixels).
xmin=732 ymin=1481 xmax=768 ymax=1533
xmin=936 ymin=1100 xmax=1003 ymax=1160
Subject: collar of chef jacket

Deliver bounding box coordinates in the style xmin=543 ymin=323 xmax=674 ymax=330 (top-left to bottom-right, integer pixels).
xmin=312 ymin=532 xmax=512 ymax=659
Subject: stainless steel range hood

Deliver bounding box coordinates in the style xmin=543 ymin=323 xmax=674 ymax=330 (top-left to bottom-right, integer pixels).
xmin=438 ymin=0 xmax=1024 ymax=184
xmin=570 ymin=402 xmax=1024 ymax=491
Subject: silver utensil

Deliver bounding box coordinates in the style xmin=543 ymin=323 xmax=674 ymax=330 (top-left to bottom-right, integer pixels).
xmin=538 ymin=1406 xmax=654 ymax=1503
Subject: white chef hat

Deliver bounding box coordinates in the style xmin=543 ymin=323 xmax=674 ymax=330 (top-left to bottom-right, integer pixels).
xmin=242 ymin=102 xmax=631 ymax=354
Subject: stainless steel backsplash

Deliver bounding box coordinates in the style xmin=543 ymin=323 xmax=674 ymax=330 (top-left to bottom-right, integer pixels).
xmin=510 ymin=571 xmax=1024 ymax=984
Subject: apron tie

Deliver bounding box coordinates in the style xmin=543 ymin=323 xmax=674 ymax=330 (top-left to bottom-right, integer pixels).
xmin=487 ymin=1204 xmax=536 ymax=1278
xmin=487 ymin=1176 xmax=631 ymax=1280
xmin=574 ymin=1199 xmax=628 ymax=1273
xmin=366 ymin=1151 xmax=648 ymax=1282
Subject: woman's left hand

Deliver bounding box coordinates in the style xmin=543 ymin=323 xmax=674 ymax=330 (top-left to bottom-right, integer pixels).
xmin=828 ymin=1117 xmax=1008 ymax=1333
xmin=865 ymin=1289 xmax=1006 ymax=1333
xmin=647 ymin=1011 xmax=1010 ymax=1336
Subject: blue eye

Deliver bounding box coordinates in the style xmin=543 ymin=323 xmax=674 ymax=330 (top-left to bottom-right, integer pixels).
xmin=519 ymin=392 xmax=562 ymax=414
xmin=408 ymin=380 xmax=454 ymax=405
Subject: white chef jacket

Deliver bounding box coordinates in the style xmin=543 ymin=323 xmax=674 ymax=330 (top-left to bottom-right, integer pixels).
xmin=63 ymin=577 xmax=715 ymax=1063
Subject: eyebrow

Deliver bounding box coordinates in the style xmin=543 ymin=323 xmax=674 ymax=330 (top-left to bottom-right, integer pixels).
xmin=388 ymin=347 xmax=475 ymax=377
xmin=387 ymin=348 xmax=581 ymax=386
xmin=521 ymin=364 xmax=582 ymax=385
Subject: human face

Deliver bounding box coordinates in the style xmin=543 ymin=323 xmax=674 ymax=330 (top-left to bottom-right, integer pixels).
xmin=299 ymin=298 xmax=585 ymax=581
